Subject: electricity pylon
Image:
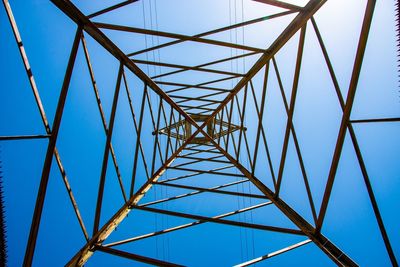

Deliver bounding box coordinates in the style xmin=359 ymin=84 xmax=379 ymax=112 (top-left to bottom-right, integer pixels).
xmin=1 ymin=0 xmax=399 ymax=266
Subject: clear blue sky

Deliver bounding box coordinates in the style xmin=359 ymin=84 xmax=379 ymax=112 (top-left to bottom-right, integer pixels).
xmin=0 ymin=0 xmax=399 ymax=266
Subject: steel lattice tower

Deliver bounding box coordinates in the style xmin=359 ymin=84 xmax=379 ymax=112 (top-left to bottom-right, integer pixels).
xmin=1 ymin=0 xmax=399 ymax=266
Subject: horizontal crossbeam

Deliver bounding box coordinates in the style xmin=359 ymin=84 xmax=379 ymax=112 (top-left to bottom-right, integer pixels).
xmin=133 ymin=205 xmax=304 ymax=235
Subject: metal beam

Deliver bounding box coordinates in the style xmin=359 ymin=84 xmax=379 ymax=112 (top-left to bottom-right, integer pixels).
xmin=253 ymin=0 xmax=303 ymax=11
xmin=23 ymin=27 xmax=82 ymax=267
xmin=0 ymin=134 xmax=50 ymax=141
xmin=3 ymin=0 xmax=90 ymax=246
xmin=183 ymin=0 xmax=327 ymax=151
xmin=95 ymin=22 xmax=265 ymax=53
xmin=50 ymin=0 xmax=200 ymax=131
xmin=275 ymin=25 xmax=306 ymax=195
xmin=93 ymin=64 xmax=124 ymax=235
xmin=140 ymin=179 xmax=249 ymax=207
xmin=203 ymin=137 xmax=358 ymax=266
xmin=349 ymin=117 xmax=400 ymax=123
xmin=95 ymin=246 xmax=184 ymax=267
xmin=311 ymin=14 xmax=398 ymax=266
xmin=316 ymin=0 xmax=376 ymax=230
xmin=134 ymin=205 xmax=304 ymax=235
xmin=152 ymin=181 xmax=268 ymax=200
xmin=87 ymin=0 xmax=138 ymax=19
xmin=128 ymin=10 xmax=294 ymax=57
xmin=132 ymin=59 xmax=243 ymax=77
xmin=233 ymin=239 xmax=312 ymax=267
xmin=104 ymin=202 xmax=272 ymax=247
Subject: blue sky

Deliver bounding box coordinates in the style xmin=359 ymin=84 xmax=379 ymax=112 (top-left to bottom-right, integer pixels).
xmin=0 ymin=0 xmax=399 ymax=266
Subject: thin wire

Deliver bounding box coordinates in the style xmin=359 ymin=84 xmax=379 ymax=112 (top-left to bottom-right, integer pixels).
xmin=143 ymin=0 xmax=160 ymax=258
xmin=151 ymin=0 xmax=169 ymax=260
xmin=230 ymin=0 xmax=245 ymax=262
xmin=142 ymin=0 xmax=150 ymax=75
xmin=241 ymin=0 xmax=256 ymax=262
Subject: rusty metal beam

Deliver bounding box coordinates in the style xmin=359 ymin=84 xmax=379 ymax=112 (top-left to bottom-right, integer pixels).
xmin=134 ymin=205 xmax=304 ymax=235
xmin=95 ymin=22 xmax=265 ymax=53
xmin=3 ymin=0 xmax=90 ymax=248
xmin=201 ymin=136 xmax=358 ymax=266
xmin=316 ymin=0 xmax=376 ymax=230
xmin=87 ymin=0 xmax=138 ymax=19
xmin=132 ymin=59 xmax=244 ymax=77
xmin=65 ymin=141 xmax=186 ymax=266
xmin=151 ymin=52 xmax=258 ymax=79
xmin=349 ymin=117 xmax=400 ymax=123
xmin=93 ymin=63 xmax=124 ymax=235
xmin=123 ymin=72 xmax=151 ymax=181
xmin=129 ymin=84 xmax=148 ymax=196
xmin=234 ymin=239 xmax=312 ymax=267
xmin=0 ymin=134 xmax=50 ymax=141
xmin=128 ymin=10 xmax=294 ymax=57
xmin=23 ymin=27 xmax=83 ymax=267
xmin=140 ymin=179 xmax=249 ymax=207
xmin=152 ymin=181 xmax=269 ymax=200
xmin=311 ymin=12 xmax=398 ymax=266
xmin=253 ymin=0 xmax=303 ymax=11
xmin=184 ymin=0 xmax=327 ymax=152
xmin=104 ymin=202 xmax=272 ymax=247
xmin=50 ymin=0 xmax=200 ymax=130
xmin=95 ymin=246 xmax=184 ymax=267
xmin=81 ymin=34 xmax=128 ymax=204
xmin=272 ymin=57 xmax=318 ymax=223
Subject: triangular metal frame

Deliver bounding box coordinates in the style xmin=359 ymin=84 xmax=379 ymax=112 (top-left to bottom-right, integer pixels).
xmin=2 ymin=0 xmax=399 ymax=266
